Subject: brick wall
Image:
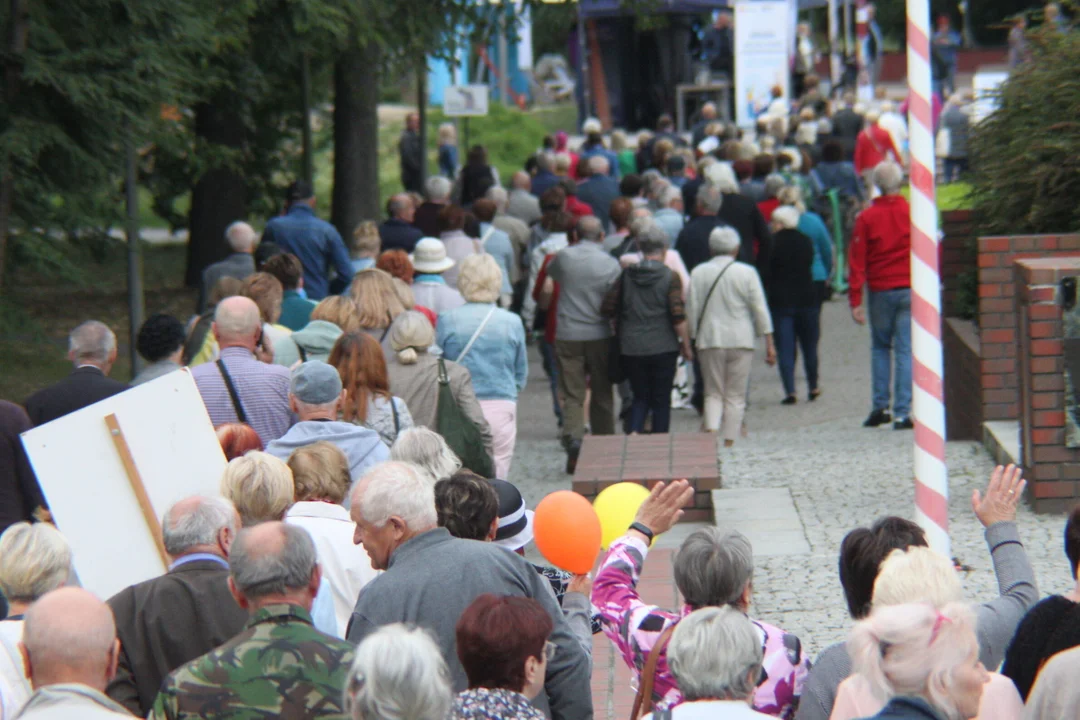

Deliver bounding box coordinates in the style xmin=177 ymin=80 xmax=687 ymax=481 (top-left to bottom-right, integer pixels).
xmin=978 ymin=234 xmax=1080 ymax=423
xmin=1014 ymin=257 xmax=1080 ymax=512
xmin=941 ymin=211 xmax=974 ymax=319
xmin=944 ymin=318 xmax=982 ymax=441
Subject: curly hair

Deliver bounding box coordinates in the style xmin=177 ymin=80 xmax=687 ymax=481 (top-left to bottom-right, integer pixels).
xmin=136 ymin=313 xmax=186 ymax=363
xmin=327 ymin=331 xmax=391 ymax=424
xmin=377 ymin=249 xmax=415 ymax=284
xmin=434 ymin=471 xmax=499 ymax=541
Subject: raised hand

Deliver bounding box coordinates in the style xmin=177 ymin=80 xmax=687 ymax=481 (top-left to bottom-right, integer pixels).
xmin=971 ymin=464 xmax=1026 ymax=528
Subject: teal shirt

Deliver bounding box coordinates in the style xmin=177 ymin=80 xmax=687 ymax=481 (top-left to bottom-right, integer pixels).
xmin=797 ymin=212 xmax=834 ymax=283
xmin=279 ymin=290 xmax=318 ymax=332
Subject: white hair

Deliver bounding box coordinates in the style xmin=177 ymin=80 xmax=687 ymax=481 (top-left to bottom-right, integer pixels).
xmin=660 ymin=186 xmax=683 ymax=208
xmin=865 ymin=108 xmax=881 ymax=124
xmin=873 ymin=161 xmax=904 ymax=195
xmin=346 ymin=624 xmax=453 ymax=720
xmin=68 ymin=320 xmax=116 ymax=365
xmin=772 ymin=205 xmax=801 ymax=230
xmin=213 ymin=296 xmax=262 ymax=340
xmin=0 ymin=523 xmax=72 ymax=602
xmin=669 ymin=606 xmax=763 ymax=702
xmin=225 ymin=221 xmax=257 ymax=252
xmin=424 ymin=176 xmax=452 ymax=202
xmin=457 ymin=254 xmax=503 ymax=304
xmin=880 ymin=100 xmax=896 ymax=114
xmin=704 ymin=163 xmax=739 ymax=194
xmin=696 ymin=184 xmax=723 ymax=214
xmin=587 ymin=155 xmax=610 ymax=175
xmin=390 ymin=428 xmax=461 ymax=481
xmin=708 ymin=226 xmax=741 ymax=256
xmin=162 ymin=496 xmax=239 ymax=556
xmin=485 ymin=185 xmax=509 ymax=211
xmin=389 ymin=310 xmax=435 ymax=365
xmin=873 ymin=547 xmax=962 ymax=610
xmin=355 ymin=461 xmax=438 ymax=530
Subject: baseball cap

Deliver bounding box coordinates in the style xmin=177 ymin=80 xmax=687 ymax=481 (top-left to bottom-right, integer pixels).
xmin=290 ymin=361 xmax=342 ymax=404
xmin=492 ymin=479 xmax=535 ymax=551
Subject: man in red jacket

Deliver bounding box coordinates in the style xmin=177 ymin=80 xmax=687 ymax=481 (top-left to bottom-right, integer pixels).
xmin=853 ymin=109 xmax=902 ymax=180
xmin=849 ymin=161 xmax=913 ymax=430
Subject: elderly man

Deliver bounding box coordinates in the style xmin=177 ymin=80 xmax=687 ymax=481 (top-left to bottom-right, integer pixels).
xmin=653 ymin=186 xmax=686 ymax=248
xmin=190 ymin=296 xmax=293 ymax=444
xmin=265 ymin=361 xmax=389 ymax=479
xmin=346 ymin=463 xmax=593 ymax=720
xmin=675 ymin=184 xmax=728 ymax=275
xmin=576 ymin=156 xmax=620 ymax=233
xmin=486 ymin=186 xmax=530 ymax=283
xmin=150 ymin=522 xmax=355 ymax=720
xmin=507 ymin=171 xmax=542 ymax=224
xmin=261 ymin=180 xmax=353 ymax=300
xmin=691 ymin=102 xmax=719 ymax=148
xmin=16 ymin=588 xmax=132 ymax=719
xmin=530 ymin=152 xmax=560 ymax=199
xmin=198 ymin=221 xmax=256 ymax=313
xmin=106 ymin=497 xmax=247 ymax=716
xmin=24 ymin=321 xmax=128 ymax=426
xmin=547 ymin=216 xmax=621 ymax=473
xmin=413 ymin=175 xmax=452 ymax=238
xmin=399 ymin=112 xmax=423 ymax=193
xmin=379 ymin=194 xmax=424 ymax=253
xmin=850 ymin=162 xmax=913 ymax=430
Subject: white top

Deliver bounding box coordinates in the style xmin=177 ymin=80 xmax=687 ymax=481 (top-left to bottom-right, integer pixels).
xmin=1026 ymin=645 xmax=1080 ymax=720
xmin=0 ymin=621 xmax=29 ymax=720
xmin=285 ymin=502 xmax=379 ymax=636
xmin=687 ymin=256 xmax=773 ymax=350
xmin=644 ymin=700 xmax=776 ymax=720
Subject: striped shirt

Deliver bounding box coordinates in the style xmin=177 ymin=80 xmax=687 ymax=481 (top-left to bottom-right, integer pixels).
xmin=191 ymin=347 xmax=293 ymax=444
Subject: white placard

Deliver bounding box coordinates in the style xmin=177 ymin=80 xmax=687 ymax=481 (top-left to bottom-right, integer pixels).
xmin=21 ymin=369 xmax=227 ymax=600
xmin=443 ymin=85 xmax=490 ymax=117
xmin=734 ymin=0 xmax=794 ymax=127
xmin=971 ymin=70 xmax=1008 ymax=124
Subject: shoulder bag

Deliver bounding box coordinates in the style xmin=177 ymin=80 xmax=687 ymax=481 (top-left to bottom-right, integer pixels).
xmin=216 ymin=359 xmax=248 ymax=423
xmin=453 ymin=306 xmax=497 ymax=364
xmin=435 ymin=358 xmax=495 ymax=478
xmin=630 ymin=622 xmax=678 ymax=720
xmin=694 ymin=260 xmax=736 ymax=341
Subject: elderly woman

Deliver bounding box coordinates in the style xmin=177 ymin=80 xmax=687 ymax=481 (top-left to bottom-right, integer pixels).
xmin=437 ymin=255 xmax=527 ymax=478
xmin=757 ymin=173 xmax=788 ymax=224
xmin=273 ymin=296 xmax=360 ymax=367
xmin=219 ymin=451 xmax=295 ymax=527
xmin=593 ymin=480 xmax=810 ymax=718
xmin=847 ymin=603 xmax=989 ymax=720
xmin=768 ymin=205 xmax=820 ymax=405
xmin=603 ymin=231 xmax=691 ymax=435
xmin=327 ymin=331 xmax=414 ymax=447
xmin=386 ymin=311 xmax=494 ymax=460
xmin=285 ymin=441 xmax=378 ymax=636
xmin=687 ymin=227 xmax=775 ymax=444
xmin=831 ymin=547 xmax=1022 ymax=720
xmin=349 ymin=269 xmax=407 ymax=349
xmin=391 ymin=427 xmax=462 ymax=483
xmin=0 ymin=522 xmax=72 ymax=719
xmin=410 ymin=238 xmax=467 ymax=316
xmin=644 ymin=607 xmax=777 ymax=720
xmin=214 ymin=422 xmax=263 ymax=461
xmin=345 ymin=624 xmax=453 ymax=720
xmin=778 ymin=186 xmax=833 ymax=312
xmin=453 ymin=594 xmax=553 ymax=720
xmin=709 ymin=163 xmax=774 ymax=281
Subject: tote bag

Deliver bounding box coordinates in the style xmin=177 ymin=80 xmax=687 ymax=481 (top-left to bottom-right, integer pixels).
xmin=435 ymin=358 xmax=495 ymax=478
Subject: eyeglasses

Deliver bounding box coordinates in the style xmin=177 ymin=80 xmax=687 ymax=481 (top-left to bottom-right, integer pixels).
xmin=543 ymin=641 xmax=557 ymax=662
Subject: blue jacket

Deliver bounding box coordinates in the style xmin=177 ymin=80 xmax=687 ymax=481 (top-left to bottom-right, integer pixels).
xmin=576 ymin=175 xmax=620 ymax=233
xmin=797 ymin=212 xmax=834 ymax=283
xmin=864 ymin=696 xmax=946 ymax=720
xmin=436 ymin=303 xmax=528 ymax=401
xmin=480 ymin=223 xmax=515 ymax=295
xmin=579 ymin=145 xmax=620 ymax=179
xmin=262 ymin=205 xmax=353 ymax=300
xmin=531 ymin=170 xmax=559 ymax=198
xmin=378 ymin=218 xmax=424 ymax=254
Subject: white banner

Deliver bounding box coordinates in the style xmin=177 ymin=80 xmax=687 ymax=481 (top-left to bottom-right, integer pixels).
xmin=734 ymin=0 xmax=794 ymax=127
xmin=443 ymin=85 xmax=491 ymax=117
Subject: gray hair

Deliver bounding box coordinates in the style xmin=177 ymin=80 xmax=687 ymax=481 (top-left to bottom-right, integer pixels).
xmin=708 ymin=226 xmax=741 ymax=257
xmin=873 ymin=161 xmax=904 ymax=195
xmin=353 ymin=461 xmax=438 ymax=530
xmin=669 ymin=606 xmax=764 ymax=702
xmin=346 ymin=624 xmax=453 ymax=720
xmin=0 ymin=523 xmax=72 ymax=603
xmin=772 ymin=205 xmax=801 ymax=230
xmin=388 ymin=195 xmax=412 ymax=218
xmin=225 ymin=221 xmax=257 ymax=252
xmin=659 ymin=186 xmax=683 ymax=208
xmin=162 ymin=496 xmax=239 ymax=556
xmin=577 ymin=215 xmax=604 ymax=243
xmin=214 ymin=296 xmax=262 ymax=340
xmin=587 ymin=155 xmax=609 ymax=175
xmin=390 ymin=428 xmax=460 ymax=482
xmin=229 ymin=522 xmax=317 ymax=599
xmin=536 ymin=152 xmax=555 ymax=172
xmin=485 ymin=185 xmax=509 ymax=211
xmin=638 ymin=230 xmax=668 ymax=257
xmin=763 ymin=173 xmax=789 ymax=199
xmin=673 ymin=527 xmax=754 ymax=608
xmin=704 ymin=163 xmax=739 ymax=194
xmin=629 ymin=214 xmax=654 ymax=239
xmin=424 ymin=176 xmax=452 ymax=203
xmin=389 ymin=311 xmax=435 ymax=365
xmin=68 ymin=320 xmax=116 ymax=365
xmin=696 ymin=184 xmax=723 ymax=214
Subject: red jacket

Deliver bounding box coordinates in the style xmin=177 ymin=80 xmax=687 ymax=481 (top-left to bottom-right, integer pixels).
xmin=848 ymin=194 xmax=911 ymax=308
xmin=758 ymin=198 xmax=780 ymax=224
xmin=853 ymin=124 xmax=901 ymax=175
xmin=533 ymin=254 xmax=560 ymax=344
xmin=566 ymin=195 xmax=594 ymax=221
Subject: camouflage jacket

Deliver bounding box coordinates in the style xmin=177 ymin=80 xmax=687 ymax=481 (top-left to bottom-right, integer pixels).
xmin=148 ymin=603 xmax=355 ymax=720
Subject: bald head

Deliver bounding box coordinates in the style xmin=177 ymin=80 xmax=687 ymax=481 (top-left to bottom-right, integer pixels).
xmin=225 ymin=222 xmax=257 ymax=253
xmin=512 ymin=171 xmax=531 ymax=190
xmin=227 ymin=522 xmax=320 ymax=612
xmin=213 ymin=296 xmax=262 ymax=349
xmin=388 ymin=194 xmax=414 ymax=222
xmin=21 ymin=588 xmax=119 ymax=691
xmin=701 ymin=102 xmax=718 ymax=120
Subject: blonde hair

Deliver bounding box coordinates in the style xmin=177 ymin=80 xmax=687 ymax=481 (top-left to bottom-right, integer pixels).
xmin=389 ymin=310 xmax=435 ymax=365
xmin=777 ymin=185 xmax=807 ymax=213
xmin=873 ymin=547 xmax=962 ymax=610
xmin=457 ymin=254 xmax=502 ymax=304
xmin=351 ymin=221 xmax=381 ymax=258
xmin=391 ymin=277 xmax=416 ymax=310
xmin=349 ymin=269 xmax=407 ymax=330
xmin=0 ymin=523 xmax=72 ymax=602
xmin=220 ymin=451 xmax=295 ymax=526
xmin=611 ymin=130 xmax=628 ymax=152
xmin=437 ymin=123 xmax=457 ymax=145
xmin=287 ymin=441 xmax=351 ymax=505
xmin=554 ymin=153 xmax=572 ymax=174
xmin=311 ymin=296 xmax=362 ymax=333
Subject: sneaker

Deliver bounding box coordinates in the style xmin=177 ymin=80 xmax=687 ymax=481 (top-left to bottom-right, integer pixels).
xmin=893 ymin=417 xmax=914 ymax=430
xmin=781 ymin=396 xmax=797 ymax=405
xmin=565 ymin=441 xmax=582 ymax=474
xmin=863 ymin=409 xmax=892 ymax=427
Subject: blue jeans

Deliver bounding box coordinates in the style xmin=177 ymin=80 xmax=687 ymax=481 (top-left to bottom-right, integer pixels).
xmin=538 ymin=337 xmax=563 ymax=425
xmin=623 ymin=351 xmax=679 ymax=433
xmin=773 ymin=307 xmax=820 ymax=398
xmin=869 ymin=288 xmax=912 ymax=419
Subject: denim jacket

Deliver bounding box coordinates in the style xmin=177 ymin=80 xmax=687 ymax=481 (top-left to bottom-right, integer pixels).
xmin=436 ymin=303 xmax=528 ymax=401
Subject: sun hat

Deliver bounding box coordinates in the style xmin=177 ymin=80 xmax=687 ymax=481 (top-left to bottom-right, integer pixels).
xmin=410 ymin=238 xmax=455 ymax=274
xmin=290 ymin=360 xmax=343 ymax=404
xmin=491 ymin=479 xmax=535 ymax=551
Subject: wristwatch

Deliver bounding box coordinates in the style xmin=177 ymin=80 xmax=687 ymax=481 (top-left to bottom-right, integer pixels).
xmin=628 ymin=522 xmax=655 ymax=542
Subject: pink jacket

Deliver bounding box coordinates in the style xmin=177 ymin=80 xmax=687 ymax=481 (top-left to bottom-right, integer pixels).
xmin=829 ymin=671 xmax=1022 ymax=720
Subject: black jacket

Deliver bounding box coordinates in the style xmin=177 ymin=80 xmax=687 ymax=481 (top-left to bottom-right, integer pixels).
xmin=399 ymin=129 xmax=422 ymax=193
xmin=830 ymin=108 xmax=865 ymax=160
xmin=412 ymin=201 xmax=444 ymax=239
xmin=106 ymin=558 xmax=249 ymax=715
xmin=1001 ymin=595 xmax=1080 ymax=700
xmin=717 ymin=192 xmax=773 ymax=288
xmin=676 ymin=215 xmax=727 ymax=275
xmin=0 ymin=401 xmax=46 ymax=535
xmin=768 ymin=228 xmax=816 ymax=310
xmin=379 ymin=218 xmax=424 ymax=254
xmin=24 ymin=366 xmax=128 ymax=427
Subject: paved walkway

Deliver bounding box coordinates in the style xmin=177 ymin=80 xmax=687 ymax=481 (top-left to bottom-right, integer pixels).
xmin=507 ymin=298 xmax=1068 ymax=718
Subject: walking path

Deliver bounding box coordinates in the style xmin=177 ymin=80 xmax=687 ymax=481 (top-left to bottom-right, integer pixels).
xmin=507 ymin=298 xmax=1068 ymax=719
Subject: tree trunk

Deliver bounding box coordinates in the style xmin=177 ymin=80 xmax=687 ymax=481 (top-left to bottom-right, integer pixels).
xmin=332 ymin=44 xmax=381 ymax=241
xmin=185 ymin=101 xmax=248 ymax=287
xmin=0 ymin=0 xmax=30 ymax=293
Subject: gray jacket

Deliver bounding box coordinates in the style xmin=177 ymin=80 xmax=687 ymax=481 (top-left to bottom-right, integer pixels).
xmin=347 ymin=528 xmax=593 ymax=720
xmin=795 ymin=521 xmax=1038 ymax=720
xmin=507 ymin=189 xmax=542 ymax=226
xmin=547 ymin=242 xmax=622 ymax=342
xmin=198 ymin=253 xmax=254 ymax=313
xmin=16 ymin=684 xmax=131 ymax=720
xmin=940 ymin=105 xmax=970 ymax=159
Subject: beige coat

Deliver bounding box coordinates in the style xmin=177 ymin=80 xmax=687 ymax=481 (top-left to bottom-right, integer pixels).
xmin=687 ymin=255 xmax=773 ymax=350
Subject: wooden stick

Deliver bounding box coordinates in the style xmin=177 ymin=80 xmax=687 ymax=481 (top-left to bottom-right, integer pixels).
xmin=105 ymin=413 xmax=169 ymax=566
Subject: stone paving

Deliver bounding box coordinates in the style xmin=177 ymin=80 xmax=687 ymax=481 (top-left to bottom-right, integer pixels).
xmin=506 ymin=298 xmax=1070 ymax=718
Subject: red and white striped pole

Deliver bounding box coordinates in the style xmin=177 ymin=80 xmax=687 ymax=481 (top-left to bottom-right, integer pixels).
xmin=907 ymin=0 xmax=949 ymax=555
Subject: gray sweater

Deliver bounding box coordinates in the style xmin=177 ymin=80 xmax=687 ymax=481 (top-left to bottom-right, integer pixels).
xmin=795 ymin=521 xmax=1038 ymax=720
xmin=347 ymin=528 xmax=593 ymax=720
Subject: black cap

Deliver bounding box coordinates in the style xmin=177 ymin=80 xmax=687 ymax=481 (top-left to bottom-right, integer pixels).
xmin=286 ymin=180 xmax=314 ymax=203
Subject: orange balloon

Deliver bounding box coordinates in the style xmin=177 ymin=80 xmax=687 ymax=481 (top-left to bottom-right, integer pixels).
xmin=533 ymin=490 xmax=602 ymax=575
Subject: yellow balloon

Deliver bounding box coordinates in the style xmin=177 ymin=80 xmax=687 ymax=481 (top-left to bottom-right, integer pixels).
xmin=593 ymin=482 xmax=651 ymax=549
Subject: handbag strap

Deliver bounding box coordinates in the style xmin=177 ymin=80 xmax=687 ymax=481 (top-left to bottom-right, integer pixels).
xmin=694 ymin=260 xmax=736 ymax=340
xmin=630 ymin=622 xmax=678 ymax=720
xmin=297 ymin=344 xmax=308 ymax=363
xmin=480 ymin=225 xmax=496 ymax=245
xmin=455 ymin=306 xmax=497 ymax=364
xmin=437 ymin=356 xmax=451 ymax=385
xmin=391 ymin=396 xmax=400 ymax=435
xmin=216 ymin=359 xmax=248 ymax=423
